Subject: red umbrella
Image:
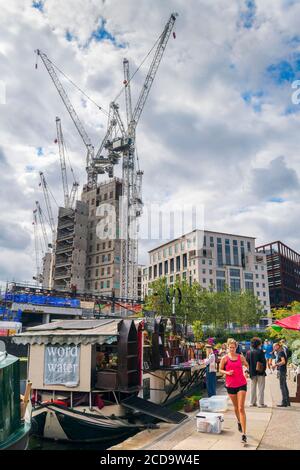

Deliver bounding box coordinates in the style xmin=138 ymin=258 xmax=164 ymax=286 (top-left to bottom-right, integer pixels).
xmin=275 ymin=314 xmax=300 ymax=331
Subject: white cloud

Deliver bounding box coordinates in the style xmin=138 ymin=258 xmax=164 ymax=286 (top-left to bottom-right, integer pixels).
xmin=0 ymin=0 xmax=300 ymax=283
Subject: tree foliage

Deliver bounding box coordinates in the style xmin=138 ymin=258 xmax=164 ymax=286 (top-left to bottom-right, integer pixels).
xmin=143 ymin=278 xmax=264 ymax=328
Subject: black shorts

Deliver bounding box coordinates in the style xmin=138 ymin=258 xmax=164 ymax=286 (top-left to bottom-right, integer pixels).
xmin=226 ymin=384 xmax=247 ymax=394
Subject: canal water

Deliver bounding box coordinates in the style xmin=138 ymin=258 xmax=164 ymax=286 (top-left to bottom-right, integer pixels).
xmin=20 ymin=359 xmax=134 ymax=450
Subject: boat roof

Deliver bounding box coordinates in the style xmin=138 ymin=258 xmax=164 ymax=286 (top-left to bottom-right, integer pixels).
xmin=13 ymin=319 xmax=122 ymax=346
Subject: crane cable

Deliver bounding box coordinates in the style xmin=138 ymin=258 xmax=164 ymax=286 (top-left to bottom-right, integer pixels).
xmin=113 ymin=26 xmax=166 ymax=104
xmin=36 ymin=51 xmax=110 ymax=118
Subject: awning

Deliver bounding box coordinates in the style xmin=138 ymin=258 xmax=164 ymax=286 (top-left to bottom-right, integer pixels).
xmin=275 ymin=314 xmax=300 ymax=331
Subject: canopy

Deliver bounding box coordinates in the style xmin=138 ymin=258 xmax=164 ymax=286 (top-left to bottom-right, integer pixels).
xmin=270 ymin=324 xmax=283 ymax=332
xmin=275 ymin=314 xmax=300 ymax=331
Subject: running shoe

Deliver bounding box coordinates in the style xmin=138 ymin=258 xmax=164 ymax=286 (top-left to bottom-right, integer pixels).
xmin=241 ymin=434 xmax=247 ymax=445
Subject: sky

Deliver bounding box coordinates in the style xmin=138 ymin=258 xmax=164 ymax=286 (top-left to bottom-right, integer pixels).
xmin=1 ymin=0 xmax=300 ymax=286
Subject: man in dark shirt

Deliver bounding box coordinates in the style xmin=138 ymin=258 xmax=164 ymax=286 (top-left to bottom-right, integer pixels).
xmin=273 ymin=342 xmax=291 ymax=407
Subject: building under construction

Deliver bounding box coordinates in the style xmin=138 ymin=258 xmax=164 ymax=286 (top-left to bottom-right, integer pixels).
xmin=34 ymin=13 xmax=178 ymax=303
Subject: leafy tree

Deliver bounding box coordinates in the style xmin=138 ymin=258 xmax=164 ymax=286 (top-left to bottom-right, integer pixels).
xmin=192 ymin=320 xmax=203 ymax=341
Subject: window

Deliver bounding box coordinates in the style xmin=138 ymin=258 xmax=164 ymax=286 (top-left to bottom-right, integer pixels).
xmin=149 ymin=266 xmax=152 ymax=279
xmin=203 ymin=235 xmax=206 ymax=246
xmin=89 ymin=233 xmax=93 ymax=240
xmin=210 ymin=236 xmax=214 ymax=247
xmin=107 ymin=280 xmax=110 ymax=288
xmin=230 ymin=278 xmax=240 ymax=292
xmin=247 ymin=241 xmax=251 ymax=252
xmin=264 ymin=301 xmax=267 ymax=305
xmin=261 ymin=266 xmax=264 ymax=271
xmin=263 ymin=292 xmax=266 ymax=297
xmin=262 ymin=283 xmax=265 ymax=288
xmin=110 ymin=191 xmax=113 ymax=199
xmin=262 ymin=274 xmax=265 ymax=279
xmin=89 ymin=257 xmax=92 ymax=265
xmin=101 ymin=268 xmax=105 ymax=276
xmin=183 ymin=253 xmax=187 ymax=269
xmin=256 ymin=283 xmax=259 ymax=288
xmin=95 ymin=282 xmax=98 ymax=289
xmin=100 ymin=281 xmax=104 ymax=289
xmin=257 ymin=291 xmax=260 ymax=296
xmin=96 ymin=256 xmax=99 ymax=264
xmin=217 ymin=239 xmax=223 ymax=266
xmin=108 ymin=254 xmax=111 ymax=261
xmin=97 ymin=244 xmax=100 ymax=251
xmin=104 ymin=193 xmax=107 ymax=201
xmin=225 ymin=239 xmax=231 ymax=265
xmin=202 ymin=259 xmax=206 ymax=264
xmin=168 ymin=246 xmax=173 ymax=256
xmin=107 ymin=267 xmax=111 ymax=275
xmin=170 ymin=275 xmax=174 ymax=283
xmin=154 ymin=265 xmax=157 ymax=278
xmin=108 ymin=241 xmax=112 ymax=248
xmin=202 ymin=269 xmax=206 ymax=274
xmin=245 ymin=273 xmax=253 ymax=280
xmin=175 ymin=243 xmax=179 ymax=254
xmin=96 ymin=269 xmax=99 ymax=277
xmin=216 ymin=270 xmax=225 ymax=278
xmin=209 ymin=260 xmax=212 ymax=265
xmin=233 ymin=244 xmax=239 ymax=266
xmin=217 ymin=278 xmax=225 ymax=292
xmin=164 ymin=260 xmax=168 ymax=274
xmin=183 ymin=272 xmax=187 ymax=279
xmin=163 ymin=248 xmax=167 ymax=257
xmin=256 ymin=274 xmax=259 ymax=279
xmin=245 ymin=281 xmax=254 ymax=291
xmin=92 ymin=198 xmax=95 ymax=205
xmin=209 ymin=269 xmax=213 ymax=275
xmin=202 ymin=278 xmax=206 ymax=283
xmin=255 ymin=265 xmax=258 ymax=270
xmin=181 ymin=241 xmax=185 ymax=251
xmin=102 ymin=242 xmax=105 ymax=249
xmin=230 ymin=269 xmax=240 ymax=277
xmin=159 ymin=263 xmax=163 ymax=276
xmin=176 ymin=256 xmax=180 ymax=271
xmin=170 ymin=258 xmax=174 ymax=273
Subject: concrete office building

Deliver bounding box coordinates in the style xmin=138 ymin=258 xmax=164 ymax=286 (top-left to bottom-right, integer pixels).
xmin=142 ymin=229 xmax=270 ymax=314
xmin=256 ymin=241 xmax=300 ymax=308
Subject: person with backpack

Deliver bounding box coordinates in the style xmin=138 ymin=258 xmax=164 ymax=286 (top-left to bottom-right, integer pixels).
xmin=272 ymin=342 xmax=291 ymax=407
xmin=246 ymin=337 xmax=267 ymax=408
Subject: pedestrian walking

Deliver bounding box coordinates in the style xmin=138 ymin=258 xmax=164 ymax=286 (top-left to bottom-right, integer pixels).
xmin=263 ymin=339 xmax=274 ymax=373
xmin=204 ymin=344 xmax=216 ymax=397
xmin=272 ymin=342 xmax=291 ymax=407
xmin=219 ymin=339 xmax=249 ymax=445
xmin=246 ymin=337 xmax=267 ymax=408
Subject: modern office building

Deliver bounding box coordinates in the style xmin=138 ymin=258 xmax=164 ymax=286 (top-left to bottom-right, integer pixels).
xmin=256 ymin=241 xmax=300 ymax=308
xmin=142 ymin=229 xmax=270 ymax=313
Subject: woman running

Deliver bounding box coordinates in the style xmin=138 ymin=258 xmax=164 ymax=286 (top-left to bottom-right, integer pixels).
xmin=219 ymin=338 xmax=249 ymax=445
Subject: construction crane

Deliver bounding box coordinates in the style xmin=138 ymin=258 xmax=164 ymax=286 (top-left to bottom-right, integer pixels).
xmin=35 ymin=201 xmax=50 ymax=250
xmin=36 ymin=49 xmax=115 ymax=189
xmin=118 ymin=12 xmax=178 ymax=300
xmin=39 ymin=171 xmax=56 ymax=239
xmin=55 ymin=117 xmax=80 ymax=208
xmin=32 ymin=209 xmax=43 ymax=285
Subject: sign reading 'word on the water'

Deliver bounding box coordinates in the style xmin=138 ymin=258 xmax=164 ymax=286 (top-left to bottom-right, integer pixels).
xmin=44 ymin=345 xmax=80 ymax=387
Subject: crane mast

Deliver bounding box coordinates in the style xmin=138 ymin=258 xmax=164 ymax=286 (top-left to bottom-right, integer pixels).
xmin=56 ymin=117 xmax=70 ymax=208
xmin=120 ymin=13 xmax=177 ymax=301
xmin=32 ymin=209 xmax=42 ymax=285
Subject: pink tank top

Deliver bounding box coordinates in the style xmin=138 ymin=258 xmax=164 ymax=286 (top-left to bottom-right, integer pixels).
xmin=225 ymin=354 xmax=247 ymax=388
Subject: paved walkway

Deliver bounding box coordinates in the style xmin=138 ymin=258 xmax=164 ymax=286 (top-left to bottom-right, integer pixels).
xmin=110 ymin=370 xmax=300 ymax=451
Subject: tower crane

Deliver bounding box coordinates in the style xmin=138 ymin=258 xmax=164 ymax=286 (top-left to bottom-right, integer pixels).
xmin=35 ymin=201 xmax=50 ymax=250
xmin=36 ymin=50 xmax=117 ymax=189
xmin=39 ymin=171 xmax=56 ymax=240
xmin=118 ymin=12 xmax=178 ymax=300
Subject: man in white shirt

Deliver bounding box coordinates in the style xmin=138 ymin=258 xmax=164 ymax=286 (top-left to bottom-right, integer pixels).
xmin=204 ymin=344 xmax=217 ymax=397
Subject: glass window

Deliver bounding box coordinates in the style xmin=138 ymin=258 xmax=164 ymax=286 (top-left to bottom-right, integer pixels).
xmin=217 ymin=239 xmax=223 ymax=267
xmin=240 ymin=241 xmax=244 ymax=246
xmin=176 ymin=256 xmax=180 ymax=271
xmin=149 ymin=266 xmax=152 ymax=279
xmin=202 ymin=259 xmax=206 ymax=264
xmin=245 ymin=281 xmax=254 ymax=291
xmin=262 ymin=274 xmax=265 ymax=279
xmin=257 ymin=291 xmax=260 ymax=296
xmin=245 ymin=273 xmax=253 ymax=280
xmin=202 ymin=269 xmax=206 ymax=274
xmin=256 ymin=283 xmax=259 ymax=288
xmin=233 ymin=245 xmax=239 ymax=266
xmin=164 ymin=260 xmax=168 ymax=275
xmin=255 ymin=265 xmax=258 ymax=270
xmin=203 ymin=235 xmax=206 ymax=247
xmin=183 ymin=272 xmax=187 ymax=279
xmin=168 ymin=246 xmax=173 ymax=256
xmin=233 ymin=240 xmax=238 ymax=246
xmin=170 ymin=275 xmax=174 ymax=283
xmin=230 ymin=268 xmax=240 ymax=277
xmin=247 ymin=241 xmax=251 ymax=252
xmin=262 ymin=283 xmax=265 ymax=288
xmin=158 ymin=251 xmax=162 ymax=261
xmin=181 ymin=241 xmax=185 ymax=250
xmin=216 ymin=270 xmax=225 ymax=278
xmin=163 ymin=248 xmax=167 ymax=257
xmin=209 ymin=269 xmax=213 ymax=275
xmin=170 ymin=258 xmax=174 ymax=273
xmin=217 ymin=278 xmax=225 ymax=292
xmin=183 ymin=253 xmax=187 ymax=269
xmin=225 ymin=239 xmax=230 ymax=245
xmin=263 ymin=292 xmax=266 ymax=297
xmin=210 ymin=236 xmax=214 ymax=247
xmin=217 ymin=237 xmax=222 ymax=244
xmin=261 ymin=266 xmax=264 ymax=271
xmin=209 ymin=260 xmax=212 ymax=265
xmin=154 ymin=265 xmax=157 ymax=278
xmin=202 ymin=278 xmax=206 ymax=283
xmin=230 ymin=278 xmax=240 ymax=292
xmin=175 ymin=243 xmax=179 ymax=254
xmin=159 ymin=263 xmax=163 ymax=276
xmin=225 ymin=243 xmax=231 ymax=265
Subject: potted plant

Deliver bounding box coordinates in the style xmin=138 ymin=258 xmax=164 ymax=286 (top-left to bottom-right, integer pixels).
xmin=183 ymin=395 xmax=199 ymax=412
